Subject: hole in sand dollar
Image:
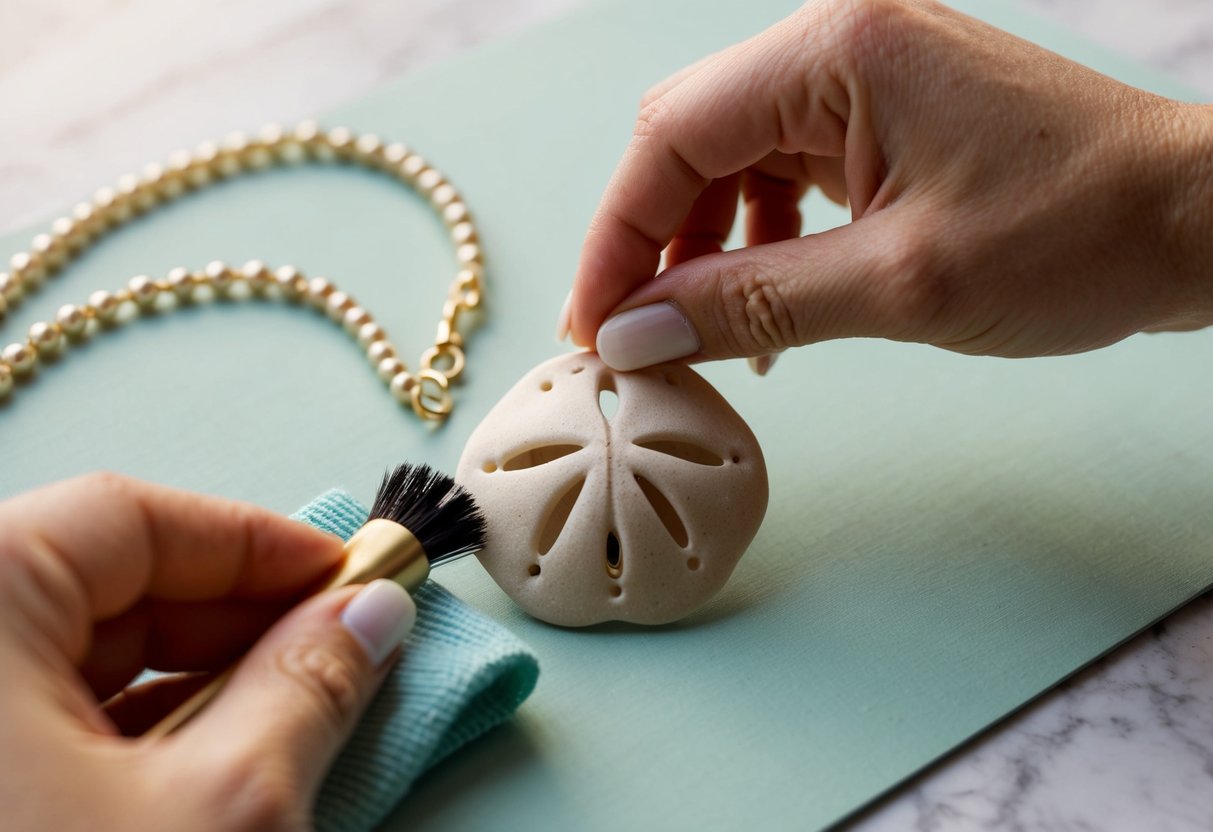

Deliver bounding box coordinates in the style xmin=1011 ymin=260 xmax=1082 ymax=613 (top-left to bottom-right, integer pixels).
xmin=634 ymin=439 xmax=723 ymax=466
xmin=609 ymin=585 xmax=622 ymax=598
xmin=687 ymin=557 xmax=700 ymax=571
xmin=635 ymin=474 xmax=688 ymax=547
xmin=606 ymin=531 xmax=622 ymax=578
xmin=536 ymin=477 xmax=584 ymax=555
xmin=502 ymin=443 xmax=582 ymax=471
xmin=571 ymin=366 xmax=584 ymax=374
xmin=482 ymin=461 xmax=497 ymax=473
xmin=598 ymin=388 xmax=619 ymax=420
xmin=528 ymin=564 xmax=541 ymax=576
xmin=540 ymin=380 xmax=552 ymax=391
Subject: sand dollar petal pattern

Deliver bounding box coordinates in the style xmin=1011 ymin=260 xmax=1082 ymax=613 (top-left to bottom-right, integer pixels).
xmin=457 ymin=352 xmax=767 ymax=626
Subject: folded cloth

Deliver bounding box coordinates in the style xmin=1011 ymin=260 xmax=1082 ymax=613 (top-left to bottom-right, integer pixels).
xmin=292 ymin=489 xmax=539 ymax=832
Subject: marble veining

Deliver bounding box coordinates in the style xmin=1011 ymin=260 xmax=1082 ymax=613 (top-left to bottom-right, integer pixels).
xmin=2 ymin=1 xmax=1213 ymax=830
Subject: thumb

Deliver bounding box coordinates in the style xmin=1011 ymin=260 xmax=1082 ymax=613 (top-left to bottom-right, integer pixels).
xmin=594 ymin=216 xmax=920 ymax=370
xmin=173 ymin=580 xmax=415 ymax=825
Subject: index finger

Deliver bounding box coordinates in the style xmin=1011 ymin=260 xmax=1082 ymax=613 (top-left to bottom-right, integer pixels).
xmin=569 ymin=21 xmax=803 ymax=345
xmin=0 ymin=472 xmax=342 ymax=628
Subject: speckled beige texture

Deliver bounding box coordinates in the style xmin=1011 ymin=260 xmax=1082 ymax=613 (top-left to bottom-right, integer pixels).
xmin=456 ymin=352 xmax=768 ymax=626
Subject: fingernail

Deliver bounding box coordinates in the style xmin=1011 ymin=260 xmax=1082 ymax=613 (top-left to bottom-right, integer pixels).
xmin=596 ymin=301 xmax=700 ymax=371
xmin=555 ymin=290 xmax=573 ymax=343
xmin=341 ymin=579 xmax=417 ymax=666
xmin=747 ymin=353 xmax=780 ymax=377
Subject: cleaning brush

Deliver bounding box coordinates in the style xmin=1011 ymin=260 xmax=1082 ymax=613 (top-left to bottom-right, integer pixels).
xmin=144 ymin=462 xmax=486 ymax=738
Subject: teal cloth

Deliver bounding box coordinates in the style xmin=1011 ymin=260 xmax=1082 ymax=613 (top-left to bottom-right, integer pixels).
xmin=291 ymin=490 xmax=540 ymax=832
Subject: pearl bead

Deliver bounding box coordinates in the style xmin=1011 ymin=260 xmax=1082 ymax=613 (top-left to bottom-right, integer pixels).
xmin=450 ymin=221 xmax=477 ymax=245
xmin=100 ymin=183 xmax=133 ymax=224
xmin=115 ymin=172 xmax=141 ymax=203
xmin=166 ymin=267 xmax=195 ymax=300
xmin=416 ymin=168 xmax=443 ymax=196
xmin=220 ymin=131 xmax=250 ymax=170
xmin=88 ymin=290 xmax=121 ymax=324
xmin=2 ymin=342 xmax=36 ymax=374
xmin=193 ymin=142 xmax=220 ymax=184
xmin=72 ymin=201 xmax=102 ymax=241
xmin=456 ymin=242 xmax=483 ymax=267
xmin=166 ymin=150 xmax=197 ymax=191
xmin=293 ymin=121 xmax=322 ymax=153
xmin=430 ymin=183 xmax=457 ymax=209
xmin=31 ymin=232 xmax=65 ymax=271
xmin=245 ymin=141 xmax=274 ymax=170
xmin=357 ymin=322 xmax=385 ymax=348
xmin=0 ymin=362 xmax=11 ymax=398
xmin=258 ymin=123 xmax=285 ymax=149
xmin=205 ymin=261 xmax=235 ymax=295
xmin=278 ymin=138 xmax=306 ymax=165
xmin=389 ymin=371 xmax=416 ymax=404
xmin=306 ymin=277 xmax=333 ymax=308
xmin=274 ymin=266 xmax=305 ymax=300
xmin=326 ymin=127 xmax=355 ymax=159
xmin=56 ymin=304 xmax=87 ymax=338
xmin=400 ymin=154 xmax=426 ymax=181
xmin=141 ymin=162 xmax=170 ymax=200
xmin=11 ymin=251 xmax=45 ymax=287
xmin=128 ymin=275 xmax=159 ymax=309
xmin=325 ymin=291 xmax=353 ymax=320
xmin=29 ymin=321 xmax=63 ymax=356
xmin=382 ymin=143 xmax=409 ymax=167
xmin=0 ymin=272 xmax=21 ymax=303
xmin=92 ymin=186 xmax=119 ymax=227
xmin=354 ymin=133 xmax=383 ymax=164
xmin=343 ymin=305 xmax=372 ymax=334
xmin=367 ymin=340 xmax=395 ymax=364
xmin=377 ymin=356 xmax=405 ymax=382
xmin=51 ymin=216 xmax=83 ymax=253
xmin=442 ymin=201 xmax=469 ymax=227
xmin=241 ymin=260 xmax=272 ymax=294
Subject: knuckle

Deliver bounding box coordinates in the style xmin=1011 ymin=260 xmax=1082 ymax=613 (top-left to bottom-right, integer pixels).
xmin=639 ymin=82 xmax=664 ymax=111
xmin=275 ymin=640 xmax=365 ymax=730
xmin=633 ymin=96 xmax=673 ymax=143
xmin=715 ymin=262 xmax=801 ymax=354
xmin=77 ymin=469 xmax=136 ymax=498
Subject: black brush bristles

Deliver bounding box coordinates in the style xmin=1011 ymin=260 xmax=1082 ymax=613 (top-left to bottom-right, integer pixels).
xmin=368 ymin=462 xmax=487 ymax=566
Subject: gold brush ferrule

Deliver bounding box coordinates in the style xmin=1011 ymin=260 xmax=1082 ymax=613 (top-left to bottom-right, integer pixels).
xmin=321 ymin=518 xmax=432 ymax=593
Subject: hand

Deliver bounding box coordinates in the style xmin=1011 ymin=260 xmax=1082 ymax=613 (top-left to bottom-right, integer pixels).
xmin=0 ymin=473 xmax=416 ymax=831
xmin=565 ymin=0 xmax=1213 ymax=371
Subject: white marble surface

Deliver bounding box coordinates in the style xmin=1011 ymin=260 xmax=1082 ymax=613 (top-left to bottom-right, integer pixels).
xmin=2 ymin=1 xmax=1212 ymax=830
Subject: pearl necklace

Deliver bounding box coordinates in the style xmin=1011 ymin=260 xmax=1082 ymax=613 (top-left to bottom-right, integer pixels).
xmin=0 ymin=122 xmax=484 ymax=421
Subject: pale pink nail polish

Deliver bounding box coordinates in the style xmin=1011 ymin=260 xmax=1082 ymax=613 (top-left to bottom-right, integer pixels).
xmin=341 ymin=579 xmax=417 ymax=666
xmin=596 ymin=302 xmax=700 ymax=371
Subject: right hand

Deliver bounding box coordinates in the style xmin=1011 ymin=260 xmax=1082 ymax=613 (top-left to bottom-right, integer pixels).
xmin=567 ymin=0 xmax=1213 ymax=371
xmin=0 ymin=473 xmax=416 ymax=831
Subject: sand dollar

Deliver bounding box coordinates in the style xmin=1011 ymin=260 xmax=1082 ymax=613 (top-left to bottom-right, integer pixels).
xmin=456 ymin=352 xmax=767 ymax=626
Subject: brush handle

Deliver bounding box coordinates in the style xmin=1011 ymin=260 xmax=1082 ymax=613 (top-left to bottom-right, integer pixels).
xmin=143 ymin=520 xmax=429 ymax=738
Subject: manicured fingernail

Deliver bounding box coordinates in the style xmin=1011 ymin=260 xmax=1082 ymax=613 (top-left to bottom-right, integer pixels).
xmin=596 ymin=301 xmax=700 ymax=371
xmin=341 ymin=579 xmax=416 ymax=666
xmin=555 ymin=291 xmax=573 ymax=342
xmin=747 ymin=354 xmax=780 ymax=377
